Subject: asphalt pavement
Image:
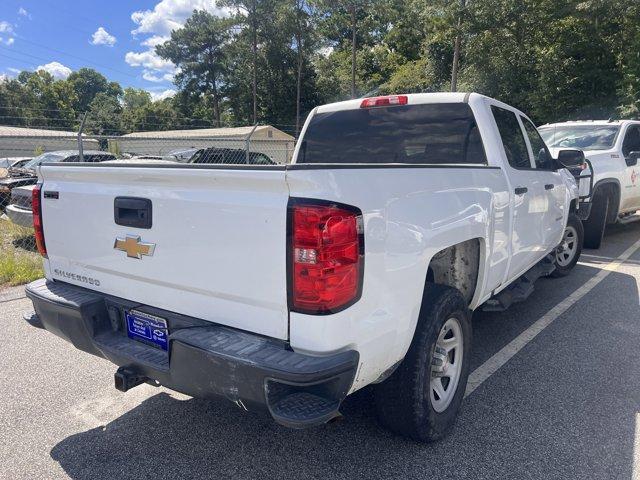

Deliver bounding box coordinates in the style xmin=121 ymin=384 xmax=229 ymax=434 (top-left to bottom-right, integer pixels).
xmin=1 ymin=223 xmax=640 ymax=479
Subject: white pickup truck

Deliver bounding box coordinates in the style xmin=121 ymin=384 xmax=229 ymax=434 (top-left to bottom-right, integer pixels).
xmin=25 ymin=93 xmax=585 ymax=442
xmin=539 ymin=120 xmax=640 ymax=248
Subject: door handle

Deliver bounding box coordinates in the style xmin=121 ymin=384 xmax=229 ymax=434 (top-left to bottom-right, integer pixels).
xmin=514 ymin=187 xmax=528 ymax=195
xmin=545 ymin=184 xmax=555 ymax=190
xmin=114 ymin=197 xmax=153 ymax=229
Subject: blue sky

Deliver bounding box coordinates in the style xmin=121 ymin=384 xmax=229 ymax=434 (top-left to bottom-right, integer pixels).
xmin=0 ymin=0 xmax=228 ymax=100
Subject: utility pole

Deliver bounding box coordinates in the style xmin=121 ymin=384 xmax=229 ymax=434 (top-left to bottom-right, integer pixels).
xmin=450 ymin=0 xmax=466 ymax=92
xmin=77 ymin=112 xmax=87 ymax=162
xmin=351 ymin=4 xmax=357 ymax=99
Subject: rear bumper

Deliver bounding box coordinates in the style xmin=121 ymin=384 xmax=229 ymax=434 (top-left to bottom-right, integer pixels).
xmin=25 ymin=279 xmax=358 ymax=428
xmin=5 ymin=204 xmax=33 ymax=228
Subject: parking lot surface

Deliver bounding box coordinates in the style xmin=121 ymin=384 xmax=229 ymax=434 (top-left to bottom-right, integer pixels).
xmin=2 ymin=224 xmax=640 ymax=480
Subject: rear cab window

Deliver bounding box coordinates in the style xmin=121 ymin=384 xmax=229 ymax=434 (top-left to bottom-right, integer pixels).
xmin=298 ymin=103 xmax=487 ymax=165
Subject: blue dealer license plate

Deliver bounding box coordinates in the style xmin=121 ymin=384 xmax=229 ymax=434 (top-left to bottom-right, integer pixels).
xmin=125 ymin=310 xmax=169 ymax=351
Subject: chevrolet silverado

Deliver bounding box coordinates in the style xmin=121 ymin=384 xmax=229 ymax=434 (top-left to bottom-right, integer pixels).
xmin=25 ymin=93 xmax=585 ymax=442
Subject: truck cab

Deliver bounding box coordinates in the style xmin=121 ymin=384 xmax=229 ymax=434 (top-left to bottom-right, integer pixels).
xmin=539 ymin=120 xmax=640 ymax=248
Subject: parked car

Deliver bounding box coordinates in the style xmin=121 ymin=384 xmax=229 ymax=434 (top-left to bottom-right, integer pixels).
xmin=0 ymin=158 xmax=32 ymax=181
xmin=5 ymin=157 xmax=179 ymax=228
xmin=539 ymin=120 xmax=640 ymax=248
xmin=0 ymin=157 xmax=32 ymax=170
xmin=188 ymin=147 xmax=276 ymax=165
xmin=0 ymin=150 xmax=116 ymax=211
xmin=167 ymin=148 xmax=200 ymax=162
xmin=24 ymin=93 xmax=585 ymax=442
xmin=5 ymin=184 xmax=34 ymax=228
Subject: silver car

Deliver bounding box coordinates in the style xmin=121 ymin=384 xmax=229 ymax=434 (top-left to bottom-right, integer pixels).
xmin=5 ymin=184 xmax=34 ymax=228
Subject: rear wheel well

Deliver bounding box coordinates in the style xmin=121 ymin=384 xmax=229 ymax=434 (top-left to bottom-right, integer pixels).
xmin=426 ymin=238 xmax=480 ymax=305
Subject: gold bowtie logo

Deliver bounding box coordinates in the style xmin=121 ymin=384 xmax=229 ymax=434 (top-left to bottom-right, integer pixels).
xmin=114 ymin=235 xmax=156 ymax=259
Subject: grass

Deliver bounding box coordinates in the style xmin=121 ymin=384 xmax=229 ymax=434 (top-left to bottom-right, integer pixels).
xmin=0 ymin=218 xmax=43 ymax=287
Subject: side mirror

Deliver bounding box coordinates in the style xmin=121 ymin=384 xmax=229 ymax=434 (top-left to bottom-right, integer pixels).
xmin=556 ymin=149 xmax=586 ymax=169
xmin=626 ymin=151 xmax=640 ymax=167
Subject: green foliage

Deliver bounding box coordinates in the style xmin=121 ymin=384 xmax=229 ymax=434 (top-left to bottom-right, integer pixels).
xmin=0 ymin=219 xmax=43 ymax=287
xmin=0 ymin=1 xmax=639 ymax=134
xmin=156 ymin=10 xmax=237 ymax=126
xmin=85 ymin=92 xmax=123 ymax=135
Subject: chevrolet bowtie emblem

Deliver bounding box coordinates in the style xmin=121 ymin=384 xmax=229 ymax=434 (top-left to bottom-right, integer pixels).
xmin=114 ymin=235 xmax=156 ymax=259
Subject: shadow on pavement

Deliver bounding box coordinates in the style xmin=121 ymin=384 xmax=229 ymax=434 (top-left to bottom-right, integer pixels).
xmin=50 ymin=260 xmax=640 ymax=479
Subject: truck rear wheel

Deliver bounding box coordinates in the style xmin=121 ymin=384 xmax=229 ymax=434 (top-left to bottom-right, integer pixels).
xmin=550 ymin=213 xmax=583 ymax=277
xmin=374 ymin=284 xmax=471 ymax=442
xmin=583 ymin=192 xmax=609 ymax=249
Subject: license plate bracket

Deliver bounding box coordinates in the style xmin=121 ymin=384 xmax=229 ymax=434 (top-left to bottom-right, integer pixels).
xmin=125 ymin=310 xmax=169 ymax=351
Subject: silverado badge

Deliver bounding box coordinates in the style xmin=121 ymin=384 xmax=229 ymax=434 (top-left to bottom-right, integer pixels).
xmin=114 ymin=235 xmax=156 ymax=259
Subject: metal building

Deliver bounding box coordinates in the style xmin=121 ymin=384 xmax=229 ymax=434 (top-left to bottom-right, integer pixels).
xmin=0 ymin=125 xmax=99 ymax=158
xmin=109 ymin=126 xmax=296 ymax=164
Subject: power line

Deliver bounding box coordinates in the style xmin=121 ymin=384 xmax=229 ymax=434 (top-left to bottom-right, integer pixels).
xmin=10 ymin=37 xmax=138 ymax=79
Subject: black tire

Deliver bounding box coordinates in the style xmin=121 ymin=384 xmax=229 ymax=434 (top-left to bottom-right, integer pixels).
xmin=550 ymin=213 xmax=584 ymax=278
xmin=583 ymin=192 xmax=609 ymax=249
xmin=373 ymin=284 xmax=472 ymax=442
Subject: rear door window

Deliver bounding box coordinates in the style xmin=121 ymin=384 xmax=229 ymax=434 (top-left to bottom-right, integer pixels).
xmin=491 ymin=106 xmax=532 ymax=169
xmin=299 ymin=103 xmax=487 ymax=165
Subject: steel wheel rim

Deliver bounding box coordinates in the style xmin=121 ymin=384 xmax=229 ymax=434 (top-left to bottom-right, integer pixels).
xmin=556 ymin=225 xmax=578 ymax=267
xmin=430 ymin=317 xmax=464 ymax=413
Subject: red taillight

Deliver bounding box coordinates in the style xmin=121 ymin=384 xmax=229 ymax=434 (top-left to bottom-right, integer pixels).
xmin=289 ymin=201 xmax=363 ymax=314
xmin=32 ymin=183 xmax=47 ymax=257
xmin=360 ymin=95 xmax=408 ymax=108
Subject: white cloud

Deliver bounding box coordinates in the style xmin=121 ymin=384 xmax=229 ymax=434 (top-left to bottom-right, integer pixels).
xmin=127 ymin=1 xmax=228 ymax=84
xmin=7 ymin=67 xmax=20 ymax=74
xmin=37 ymin=61 xmax=72 ymax=80
xmin=143 ymin=70 xmax=175 ymax=82
xmin=18 ymin=7 xmax=31 ymax=19
xmin=125 ymin=50 xmax=174 ymax=71
xmin=141 ymin=35 xmax=170 ymax=48
xmin=149 ymin=88 xmax=176 ymax=101
xmin=91 ymin=27 xmax=117 ymax=46
xmin=0 ymin=21 xmax=13 ymax=33
xmin=0 ymin=21 xmax=16 ymax=45
xmin=131 ymin=0 xmax=229 ymax=37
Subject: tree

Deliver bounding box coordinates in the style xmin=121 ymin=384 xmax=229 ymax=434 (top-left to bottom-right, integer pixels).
xmin=221 ymin=0 xmax=277 ymax=124
xmin=67 ymin=68 xmax=121 ymax=113
xmin=450 ymin=0 xmax=466 ymax=91
xmin=122 ymin=88 xmax=152 ymax=110
xmin=85 ymin=92 xmax=123 ymax=135
xmin=293 ymin=0 xmax=313 ymax=134
xmin=157 ymin=11 xmax=236 ymax=126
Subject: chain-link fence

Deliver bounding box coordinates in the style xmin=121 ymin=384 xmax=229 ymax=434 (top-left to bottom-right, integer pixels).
xmin=0 ymin=126 xmax=297 ymax=289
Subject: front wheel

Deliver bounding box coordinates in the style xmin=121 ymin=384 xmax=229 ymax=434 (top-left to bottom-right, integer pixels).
xmin=550 ymin=213 xmax=584 ymax=277
xmin=374 ymin=284 xmax=472 ymax=442
xmin=583 ymin=193 xmax=609 ymax=249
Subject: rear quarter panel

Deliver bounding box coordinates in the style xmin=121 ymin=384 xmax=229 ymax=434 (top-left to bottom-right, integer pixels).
xmin=286 ymin=166 xmax=510 ymax=391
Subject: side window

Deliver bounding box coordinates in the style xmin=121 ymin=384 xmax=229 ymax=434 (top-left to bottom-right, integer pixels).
xmin=64 ymin=155 xmax=80 ymax=162
xmin=491 ymin=106 xmax=532 ymax=169
xmin=622 ymin=125 xmax=640 ymax=157
xmin=521 ymin=117 xmax=554 ymax=170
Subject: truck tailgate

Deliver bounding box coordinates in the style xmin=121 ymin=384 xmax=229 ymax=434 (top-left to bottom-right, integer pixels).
xmin=39 ymin=165 xmax=290 ymax=340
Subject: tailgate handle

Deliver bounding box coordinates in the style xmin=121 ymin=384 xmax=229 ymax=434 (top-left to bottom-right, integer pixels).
xmin=114 ymin=197 xmax=152 ymax=229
